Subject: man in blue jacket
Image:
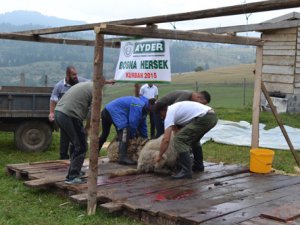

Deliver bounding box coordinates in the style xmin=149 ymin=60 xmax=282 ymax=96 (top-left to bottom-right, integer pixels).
xmin=98 ymin=96 xmax=150 ymax=165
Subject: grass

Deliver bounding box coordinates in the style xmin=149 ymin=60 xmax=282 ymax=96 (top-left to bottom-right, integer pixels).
xmin=0 ymin=132 xmax=143 ymax=225
xmin=1 ymin=108 xmax=300 ymax=224
xmin=0 ymin=63 xmax=299 ymax=224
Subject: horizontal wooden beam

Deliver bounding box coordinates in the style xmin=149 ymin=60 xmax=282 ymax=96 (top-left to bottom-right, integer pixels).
xmin=196 ymin=19 xmax=300 ymax=34
xmin=96 ymin=24 xmax=263 ymax=46
xmin=0 ymin=33 xmax=120 ymax=48
xmin=16 ymin=0 xmax=300 ymax=35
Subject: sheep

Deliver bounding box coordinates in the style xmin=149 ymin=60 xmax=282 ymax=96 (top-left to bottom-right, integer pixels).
xmin=107 ymin=133 xmax=179 ymax=177
xmin=137 ymin=133 xmax=178 ymax=174
xmin=106 ymin=136 xmax=148 ymax=162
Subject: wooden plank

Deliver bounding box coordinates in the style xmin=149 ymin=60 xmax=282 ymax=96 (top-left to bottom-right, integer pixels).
xmin=262 ymin=65 xmax=294 ymax=75
xmin=181 ymin=183 xmax=300 ymax=225
xmin=252 ymin=46 xmax=262 ymax=148
xmin=262 ymin=74 xmax=294 ymax=83
xmin=262 ymin=34 xmax=297 ymax=42
xmin=197 ymin=20 xmax=300 ymax=34
xmin=70 ymin=164 xmax=249 ymax=204
xmin=263 ymin=27 xmax=297 ymax=35
xmin=24 ymin=174 xmax=67 ymax=188
xmin=295 ymin=83 xmax=300 ymax=88
xmin=263 ymin=82 xmax=294 ymax=94
xmin=263 ymin=45 xmax=296 ymax=50
xmin=263 ymin=49 xmax=296 ymax=56
xmin=261 ymin=203 xmax=300 ymax=222
xmin=294 ymin=88 xmax=300 ymax=94
xmin=263 ymin=55 xmax=295 ymax=66
xmin=100 ymin=202 xmax=123 ymax=213
xmin=127 ymin=174 xmax=298 ymax=225
xmin=265 ymin=41 xmax=296 ymax=46
xmin=0 ymin=33 xmax=120 ymax=48
xmin=15 ymin=0 xmax=300 ymax=35
xmin=264 ymin=12 xmax=300 ymax=23
xmin=87 ymin=32 xmax=105 ymax=215
xmin=295 ymin=68 xmax=300 ymax=74
xmin=96 ymin=24 xmax=262 ymax=46
xmin=241 ymin=217 xmax=291 ymax=225
xmin=295 ymin=74 xmax=300 ymax=82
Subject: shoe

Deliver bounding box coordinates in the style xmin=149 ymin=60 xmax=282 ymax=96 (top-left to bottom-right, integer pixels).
xmin=60 ymin=155 xmax=69 ymax=160
xmin=119 ymin=141 xmax=137 ymax=165
xmin=79 ymin=171 xmax=86 ymax=177
xmin=64 ymin=177 xmax=86 ymax=184
xmin=171 ymin=152 xmax=192 ymax=179
xmin=192 ymin=145 xmax=204 ymax=172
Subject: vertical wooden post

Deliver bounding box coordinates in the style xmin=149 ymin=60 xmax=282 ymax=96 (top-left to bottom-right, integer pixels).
xmin=20 ymin=72 xmax=25 ymax=86
xmin=87 ymin=29 xmax=105 ymax=215
xmin=251 ymin=46 xmax=263 ymax=149
xmin=243 ymin=78 xmax=246 ymax=107
xmin=44 ymin=74 xmax=48 ymax=87
xmin=134 ymin=83 xmax=140 ymax=97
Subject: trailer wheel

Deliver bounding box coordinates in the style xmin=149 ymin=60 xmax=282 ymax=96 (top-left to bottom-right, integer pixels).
xmin=14 ymin=121 xmax=52 ymax=152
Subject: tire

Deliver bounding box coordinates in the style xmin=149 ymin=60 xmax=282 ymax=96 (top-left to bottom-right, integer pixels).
xmin=14 ymin=121 xmax=52 ymax=152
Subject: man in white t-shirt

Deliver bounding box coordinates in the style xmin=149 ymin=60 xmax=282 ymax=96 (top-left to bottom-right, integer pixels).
xmin=139 ymin=83 xmax=158 ymax=139
xmin=154 ymin=101 xmax=218 ymax=179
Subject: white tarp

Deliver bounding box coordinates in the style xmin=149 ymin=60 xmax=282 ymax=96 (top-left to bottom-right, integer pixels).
xmin=201 ymin=120 xmax=300 ymax=150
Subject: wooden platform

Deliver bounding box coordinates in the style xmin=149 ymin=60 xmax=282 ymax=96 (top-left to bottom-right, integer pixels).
xmin=6 ymin=158 xmax=300 ymax=225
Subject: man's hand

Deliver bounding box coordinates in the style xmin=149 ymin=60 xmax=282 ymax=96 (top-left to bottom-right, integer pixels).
xmin=48 ymin=113 xmax=55 ymax=122
xmin=105 ymin=79 xmax=116 ymax=85
xmin=154 ymin=154 xmax=162 ymax=163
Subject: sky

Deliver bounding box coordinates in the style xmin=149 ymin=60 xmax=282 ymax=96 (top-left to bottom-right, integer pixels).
xmin=1 ymin=0 xmax=300 ymax=30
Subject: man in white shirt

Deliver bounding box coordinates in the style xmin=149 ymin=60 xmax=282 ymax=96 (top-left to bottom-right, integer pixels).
xmin=139 ymin=83 xmax=158 ymax=139
xmin=155 ymin=101 xmax=218 ymax=179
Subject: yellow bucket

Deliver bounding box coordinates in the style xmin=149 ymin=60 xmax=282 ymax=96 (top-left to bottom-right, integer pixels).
xmin=250 ymin=148 xmax=275 ymax=173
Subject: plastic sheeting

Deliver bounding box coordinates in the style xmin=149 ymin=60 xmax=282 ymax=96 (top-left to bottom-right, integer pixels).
xmin=201 ymin=120 xmax=300 ymax=150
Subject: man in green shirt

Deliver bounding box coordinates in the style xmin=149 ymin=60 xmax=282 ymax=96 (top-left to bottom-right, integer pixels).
xmin=55 ymin=80 xmax=114 ymax=184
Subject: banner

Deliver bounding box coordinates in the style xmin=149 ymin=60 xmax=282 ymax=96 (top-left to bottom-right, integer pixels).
xmin=114 ymin=39 xmax=171 ymax=82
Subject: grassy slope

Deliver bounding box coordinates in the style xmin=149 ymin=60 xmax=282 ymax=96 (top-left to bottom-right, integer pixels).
xmin=1 ymin=63 xmax=300 ymax=224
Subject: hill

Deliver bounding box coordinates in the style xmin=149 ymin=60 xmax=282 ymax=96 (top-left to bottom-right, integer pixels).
xmin=0 ymin=11 xmax=256 ymax=86
xmin=0 ymin=10 xmax=85 ymax=27
xmin=172 ymin=63 xmax=255 ymax=84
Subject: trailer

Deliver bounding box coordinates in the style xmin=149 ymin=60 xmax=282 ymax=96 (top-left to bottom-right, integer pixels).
xmin=0 ymin=86 xmax=55 ymax=152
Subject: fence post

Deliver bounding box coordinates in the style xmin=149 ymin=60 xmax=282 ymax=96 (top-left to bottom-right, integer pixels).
xmin=44 ymin=75 xmax=48 ymax=87
xmin=20 ymin=72 xmax=25 ymax=86
xmin=195 ymin=81 xmax=199 ymax=92
xmin=243 ymin=78 xmax=246 ymax=107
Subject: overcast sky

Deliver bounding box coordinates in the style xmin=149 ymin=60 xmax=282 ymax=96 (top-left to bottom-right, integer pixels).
xmin=1 ymin=0 xmax=300 ymax=30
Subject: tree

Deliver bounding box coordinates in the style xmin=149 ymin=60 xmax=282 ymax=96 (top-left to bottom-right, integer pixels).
xmin=195 ymin=66 xmax=204 ymax=72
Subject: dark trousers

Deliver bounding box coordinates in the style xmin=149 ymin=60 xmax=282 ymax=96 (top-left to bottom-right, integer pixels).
xmin=98 ymin=108 xmax=114 ymax=151
xmin=154 ymin=113 xmax=164 ymax=138
xmin=55 ymin=111 xmax=87 ymax=180
xmin=59 ymin=130 xmax=70 ymax=159
xmin=149 ymin=111 xmax=155 ymax=139
xmin=98 ymin=108 xmax=129 ymax=151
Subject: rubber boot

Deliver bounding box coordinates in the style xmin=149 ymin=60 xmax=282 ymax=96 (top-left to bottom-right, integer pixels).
xmin=192 ymin=145 xmax=204 ymax=172
xmin=171 ymin=152 xmax=192 ymax=179
xmin=119 ymin=142 xmax=137 ymax=165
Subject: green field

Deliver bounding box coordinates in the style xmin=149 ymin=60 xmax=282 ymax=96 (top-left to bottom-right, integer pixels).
xmin=1 ymin=63 xmax=300 ymax=225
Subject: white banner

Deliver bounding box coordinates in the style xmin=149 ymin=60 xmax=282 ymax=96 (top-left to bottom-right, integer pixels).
xmin=114 ymin=39 xmax=171 ymax=82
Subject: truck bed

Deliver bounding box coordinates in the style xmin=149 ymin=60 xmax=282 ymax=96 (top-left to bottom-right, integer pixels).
xmin=0 ymin=86 xmax=53 ymax=118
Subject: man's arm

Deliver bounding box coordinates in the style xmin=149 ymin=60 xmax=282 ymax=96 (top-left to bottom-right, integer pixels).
xmin=49 ymin=100 xmax=57 ymax=122
xmin=154 ymin=126 xmax=172 ymax=163
xmin=105 ymin=79 xmax=116 ymax=85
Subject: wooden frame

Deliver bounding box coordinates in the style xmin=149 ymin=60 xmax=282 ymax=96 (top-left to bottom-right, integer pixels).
xmin=1 ymin=0 xmax=300 ymax=215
